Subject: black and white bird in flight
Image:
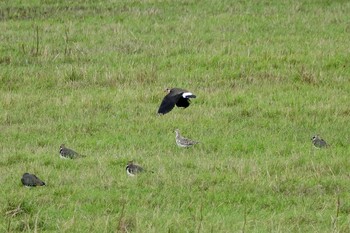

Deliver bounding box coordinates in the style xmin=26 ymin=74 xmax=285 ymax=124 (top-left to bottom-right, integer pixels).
xmin=158 ymin=88 xmax=196 ymax=115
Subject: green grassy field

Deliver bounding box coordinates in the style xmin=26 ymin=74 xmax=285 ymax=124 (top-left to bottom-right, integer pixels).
xmin=1 ymin=0 xmax=350 ymax=232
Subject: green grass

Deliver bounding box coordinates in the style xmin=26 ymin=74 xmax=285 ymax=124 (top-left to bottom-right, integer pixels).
xmin=1 ymin=0 xmax=350 ymax=232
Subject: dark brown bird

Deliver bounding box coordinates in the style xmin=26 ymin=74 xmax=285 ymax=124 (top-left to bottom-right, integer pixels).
xmin=126 ymin=161 xmax=144 ymax=176
xmin=59 ymin=144 xmax=84 ymax=159
xmin=158 ymin=88 xmax=196 ymax=115
xmin=21 ymin=173 xmax=46 ymax=187
xmin=311 ymin=135 xmax=328 ymax=148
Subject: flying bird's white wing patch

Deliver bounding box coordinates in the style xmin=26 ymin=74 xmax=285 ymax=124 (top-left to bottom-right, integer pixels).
xmin=182 ymin=92 xmax=194 ymax=98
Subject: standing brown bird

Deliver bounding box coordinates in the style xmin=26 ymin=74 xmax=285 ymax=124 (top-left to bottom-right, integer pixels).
xmin=175 ymin=129 xmax=199 ymax=148
xmin=21 ymin=173 xmax=46 ymax=187
xmin=158 ymin=88 xmax=196 ymax=115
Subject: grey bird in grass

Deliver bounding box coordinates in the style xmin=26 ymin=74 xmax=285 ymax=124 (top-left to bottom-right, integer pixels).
xmin=311 ymin=135 xmax=328 ymax=148
xmin=59 ymin=144 xmax=84 ymax=159
xmin=21 ymin=173 xmax=46 ymax=187
xmin=158 ymin=88 xmax=196 ymax=115
xmin=175 ymin=129 xmax=199 ymax=148
xmin=126 ymin=161 xmax=144 ymax=177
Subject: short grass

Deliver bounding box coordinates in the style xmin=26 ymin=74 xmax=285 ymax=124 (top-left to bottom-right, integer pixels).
xmin=1 ymin=0 xmax=350 ymax=232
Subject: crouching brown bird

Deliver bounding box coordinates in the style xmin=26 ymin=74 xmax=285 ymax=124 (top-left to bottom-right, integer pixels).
xmin=59 ymin=144 xmax=85 ymax=159
xmin=158 ymin=88 xmax=196 ymax=115
xmin=126 ymin=161 xmax=144 ymax=176
xmin=21 ymin=173 xmax=46 ymax=187
xmin=311 ymin=135 xmax=328 ymax=148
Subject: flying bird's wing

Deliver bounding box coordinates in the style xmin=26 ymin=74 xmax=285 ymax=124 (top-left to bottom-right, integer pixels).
xmin=176 ymin=97 xmax=191 ymax=108
xmin=175 ymin=91 xmax=196 ymax=108
xmin=157 ymin=94 xmax=181 ymax=115
xmin=158 ymin=88 xmax=196 ymax=114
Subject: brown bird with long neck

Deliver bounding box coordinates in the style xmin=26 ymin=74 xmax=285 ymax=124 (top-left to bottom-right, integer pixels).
xmin=175 ymin=129 xmax=199 ymax=148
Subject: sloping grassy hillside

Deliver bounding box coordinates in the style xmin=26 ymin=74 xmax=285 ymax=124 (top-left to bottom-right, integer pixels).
xmin=1 ymin=0 xmax=350 ymax=232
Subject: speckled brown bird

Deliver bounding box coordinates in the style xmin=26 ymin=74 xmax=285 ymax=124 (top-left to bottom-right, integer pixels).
xmin=175 ymin=129 xmax=199 ymax=148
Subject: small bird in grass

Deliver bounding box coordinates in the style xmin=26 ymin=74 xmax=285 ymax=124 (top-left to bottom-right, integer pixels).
xmin=311 ymin=135 xmax=328 ymax=148
xmin=158 ymin=88 xmax=196 ymax=115
xmin=175 ymin=129 xmax=199 ymax=148
xmin=126 ymin=161 xmax=144 ymax=176
xmin=21 ymin=173 xmax=46 ymax=187
xmin=59 ymin=144 xmax=84 ymax=159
